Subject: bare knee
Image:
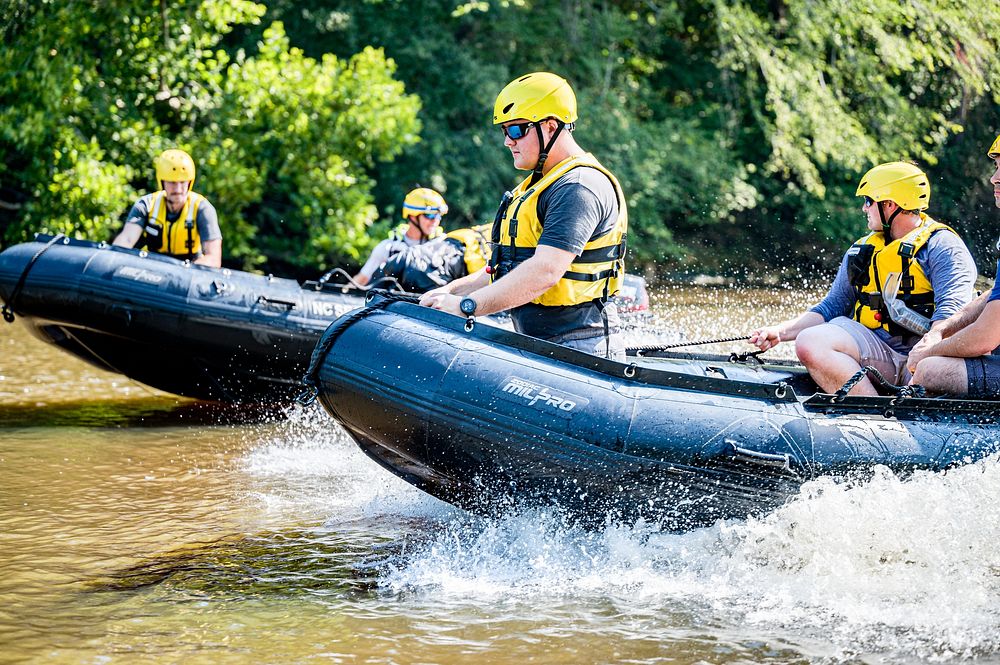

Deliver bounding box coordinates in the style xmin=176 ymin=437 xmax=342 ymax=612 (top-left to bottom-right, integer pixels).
xmin=795 ymin=326 xmax=832 ymax=367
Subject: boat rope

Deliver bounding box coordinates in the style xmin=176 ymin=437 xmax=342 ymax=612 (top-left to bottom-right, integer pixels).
xmin=2 ymin=233 xmax=65 ymax=323
xmin=315 ymin=267 xmax=361 ymax=288
xmin=314 ymin=267 xmax=405 ymax=293
xmin=296 ymin=290 xmax=421 ymax=406
xmin=628 ymin=335 xmax=752 ymax=355
xmin=833 ymin=365 xmax=927 ymax=401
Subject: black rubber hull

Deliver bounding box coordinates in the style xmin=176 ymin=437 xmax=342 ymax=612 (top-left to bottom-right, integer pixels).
xmin=311 ymin=295 xmax=1000 ymax=529
xmin=0 ymin=236 xmax=366 ymax=401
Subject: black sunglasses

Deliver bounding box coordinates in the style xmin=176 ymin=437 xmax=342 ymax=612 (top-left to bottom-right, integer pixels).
xmin=501 ymin=121 xmax=536 ymax=141
xmin=862 ymin=196 xmax=876 ymax=208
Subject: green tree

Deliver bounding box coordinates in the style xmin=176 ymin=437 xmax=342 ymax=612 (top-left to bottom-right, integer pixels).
xmin=711 ymin=0 xmax=1000 ymax=266
xmin=3 ymin=0 xmax=999 ymax=278
xmin=0 ymin=0 xmax=420 ymax=273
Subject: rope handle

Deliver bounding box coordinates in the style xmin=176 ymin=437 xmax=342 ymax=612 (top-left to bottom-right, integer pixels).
xmin=628 ymin=334 xmax=751 ymax=355
xmin=2 ymin=233 xmax=66 ymax=323
xmin=834 ymin=365 xmax=927 ymax=401
xmin=296 ymin=290 xmax=421 ymax=405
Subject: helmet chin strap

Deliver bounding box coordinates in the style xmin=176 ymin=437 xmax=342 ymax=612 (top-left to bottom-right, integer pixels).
xmin=529 ymin=120 xmax=566 ymax=186
xmin=409 ymin=216 xmax=429 ymax=242
xmin=877 ymin=201 xmax=903 ymax=242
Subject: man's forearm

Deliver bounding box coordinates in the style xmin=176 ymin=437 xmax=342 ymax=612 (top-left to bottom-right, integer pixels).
xmin=923 ymin=300 xmax=1000 ymax=359
xmin=195 ymin=239 xmax=222 ymax=267
xmin=470 ymin=251 xmax=567 ymax=315
xmin=936 ymin=290 xmax=989 ymax=338
xmin=444 ymin=268 xmax=489 ymax=296
xmin=113 ymin=223 xmax=143 ymax=248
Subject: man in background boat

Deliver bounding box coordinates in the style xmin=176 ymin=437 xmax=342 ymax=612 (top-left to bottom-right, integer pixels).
xmin=112 ymin=149 xmax=222 ymax=268
xmin=906 ymin=135 xmax=1000 ymax=397
xmin=419 ymin=72 xmax=628 ymax=361
xmin=353 ymin=187 xmax=447 ymax=286
xmin=375 ymin=224 xmax=490 ymax=293
xmin=750 ymin=162 xmax=977 ymax=395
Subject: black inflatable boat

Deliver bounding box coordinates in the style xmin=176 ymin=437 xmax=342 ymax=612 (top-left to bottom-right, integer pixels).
xmin=305 ymin=292 xmax=1000 ymax=530
xmin=0 ymin=234 xmax=394 ymax=400
xmin=0 ymin=235 xmax=649 ymax=402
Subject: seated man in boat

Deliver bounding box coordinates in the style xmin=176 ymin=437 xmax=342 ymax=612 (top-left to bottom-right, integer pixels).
xmin=419 ymin=72 xmax=628 ymax=361
xmin=749 ymin=161 xmax=977 ymax=395
xmin=374 ymin=224 xmax=490 ymax=292
xmin=906 ymin=135 xmax=1000 ymax=397
xmin=353 ymin=187 xmax=448 ymax=287
xmin=112 ymin=149 xmax=222 ymax=267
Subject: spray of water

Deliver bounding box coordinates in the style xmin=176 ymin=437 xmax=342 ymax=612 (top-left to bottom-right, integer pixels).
xmin=376 ymin=455 xmax=1000 ymax=660
xmin=238 ymin=283 xmax=1000 ymax=660
xmin=242 ymin=403 xmax=454 ymax=523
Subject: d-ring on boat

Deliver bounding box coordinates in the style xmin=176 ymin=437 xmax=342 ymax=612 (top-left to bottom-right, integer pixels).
xmin=304 ymin=292 xmax=1000 ymax=530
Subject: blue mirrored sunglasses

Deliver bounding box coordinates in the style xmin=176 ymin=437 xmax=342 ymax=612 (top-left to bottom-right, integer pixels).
xmin=501 ymin=121 xmax=535 ymax=141
xmin=862 ymin=196 xmax=875 ymax=208
xmin=422 ymin=212 xmax=441 ymax=221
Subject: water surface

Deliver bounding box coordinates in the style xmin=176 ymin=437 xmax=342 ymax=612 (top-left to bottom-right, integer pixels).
xmin=3 ymin=285 xmax=1000 ymax=664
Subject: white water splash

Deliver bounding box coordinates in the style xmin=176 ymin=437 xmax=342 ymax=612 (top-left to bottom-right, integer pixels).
xmin=380 ymin=455 xmax=1000 ymax=660
xmin=241 ymin=403 xmax=454 ymax=523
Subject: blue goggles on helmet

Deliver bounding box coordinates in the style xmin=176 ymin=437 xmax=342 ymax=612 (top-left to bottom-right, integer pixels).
xmin=403 ymin=205 xmax=442 ymax=220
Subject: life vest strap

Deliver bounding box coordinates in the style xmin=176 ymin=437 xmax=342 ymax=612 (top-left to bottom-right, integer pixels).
xmin=577 ymin=241 xmax=626 ymax=263
xmin=563 ymin=266 xmax=618 ymax=282
xmin=856 ymin=291 xmax=935 ymax=309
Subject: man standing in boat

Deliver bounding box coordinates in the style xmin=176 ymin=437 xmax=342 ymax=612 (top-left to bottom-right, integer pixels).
xmin=353 ymin=187 xmax=448 ymax=287
xmin=420 ymin=72 xmax=628 ymax=361
xmin=749 ymin=161 xmax=977 ymax=395
xmin=906 ymin=135 xmax=1000 ymax=397
xmin=112 ymin=149 xmax=222 ymax=267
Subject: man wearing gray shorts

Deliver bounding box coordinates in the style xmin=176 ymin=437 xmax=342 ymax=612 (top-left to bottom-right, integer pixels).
xmin=907 ymin=134 xmax=1000 ymax=398
xmin=749 ymin=161 xmax=977 ymax=396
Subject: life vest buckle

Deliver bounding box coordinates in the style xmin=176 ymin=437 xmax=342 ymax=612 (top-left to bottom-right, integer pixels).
xmin=867 ymin=292 xmax=884 ymax=311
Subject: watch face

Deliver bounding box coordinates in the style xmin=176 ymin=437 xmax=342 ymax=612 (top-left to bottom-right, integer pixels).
xmin=460 ymin=298 xmax=476 ymax=315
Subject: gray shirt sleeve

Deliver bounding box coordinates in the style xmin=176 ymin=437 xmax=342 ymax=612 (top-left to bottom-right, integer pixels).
xmin=359 ymin=239 xmax=394 ymax=278
xmin=196 ymin=199 xmax=222 ymax=241
xmin=536 ymin=167 xmax=620 ymax=254
xmin=125 ymin=197 xmax=150 ymax=226
xmin=917 ymin=229 xmax=977 ymax=321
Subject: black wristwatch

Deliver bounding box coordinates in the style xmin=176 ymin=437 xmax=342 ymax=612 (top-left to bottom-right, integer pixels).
xmin=459 ymin=297 xmax=478 ymax=316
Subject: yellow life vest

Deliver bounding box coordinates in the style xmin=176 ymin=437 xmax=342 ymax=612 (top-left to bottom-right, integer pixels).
xmin=490 ymin=153 xmax=628 ymax=307
xmin=389 ymin=222 xmax=443 ymax=243
xmin=445 ymin=223 xmax=491 ymax=275
xmin=142 ymin=190 xmax=205 ymax=258
xmin=848 ymin=215 xmax=956 ymax=334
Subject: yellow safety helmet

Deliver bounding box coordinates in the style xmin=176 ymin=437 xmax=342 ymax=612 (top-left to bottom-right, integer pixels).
xmin=493 ymin=72 xmax=577 ymax=125
xmin=402 ymin=187 xmax=448 ymax=219
xmin=155 ymin=149 xmax=196 ymax=189
xmin=856 ymin=161 xmax=930 ymax=212
xmin=988 ymin=134 xmax=1000 ymax=159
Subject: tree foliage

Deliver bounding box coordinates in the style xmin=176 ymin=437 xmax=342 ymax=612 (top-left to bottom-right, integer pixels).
xmin=0 ymin=0 xmax=420 ymax=272
xmin=2 ymin=0 xmax=999 ymax=277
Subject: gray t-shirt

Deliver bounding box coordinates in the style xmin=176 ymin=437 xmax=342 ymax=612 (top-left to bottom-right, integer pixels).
xmin=509 ymin=166 xmax=623 ymax=341
xmin=810 ymin=227 xmax=977 ymax=353
xmin=125 ymin=194 xmax=222 ymax=242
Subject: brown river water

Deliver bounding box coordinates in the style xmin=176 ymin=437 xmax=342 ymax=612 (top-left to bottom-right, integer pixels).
xmin=3 ymin=284 xmax=1000 ymax=664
